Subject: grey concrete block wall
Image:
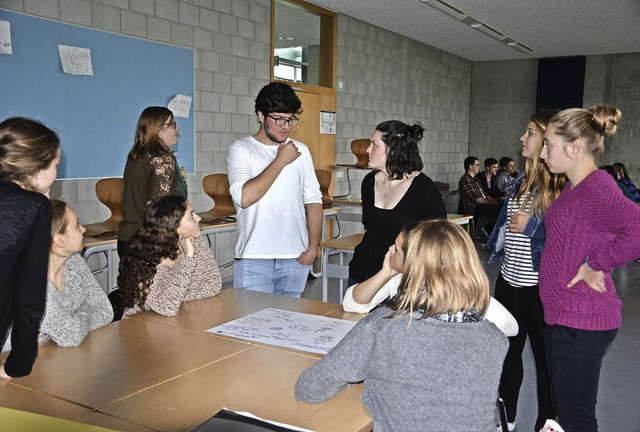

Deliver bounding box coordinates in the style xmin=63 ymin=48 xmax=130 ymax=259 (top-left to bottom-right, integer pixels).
xmin=334 ymin=15 xmax=472 ymax=214
xmin=469 ymin=53 xmax=640 ymax=182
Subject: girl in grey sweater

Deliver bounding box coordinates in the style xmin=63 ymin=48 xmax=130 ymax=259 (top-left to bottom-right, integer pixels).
xmin=2 ymin=200 xmax=113 ymax=352
xmin=296 ymin=220 xmax=508 ymax=431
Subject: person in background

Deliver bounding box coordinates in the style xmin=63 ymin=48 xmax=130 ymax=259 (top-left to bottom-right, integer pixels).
xmin=478 ymin=157 xmax=505 ymax=200
xmin=458 ymin=156 xmax=500 ymax=239
xmin=601 ymin=165 xmax=635 ymax=201
xmin=227 ymin=82 xmax=322 ymax=297
xmin=2 ymin=200 xmax=113 ymax=352
xmin=118 ymin=194 xmax=221 ymax=317
xmin=497 ymin=156 xmax=517 ymax=194
xmin=296 ymin=220 xmax=508 ymax=431
xmin=0 ymin=117 xmax=60 ymax=379
xmin=343 ymin=222 xmax=518 ymax=337
xmin=488 ymin=109 xmax=563 ymax=432
xmin=118 ymin=106 xmax=188 ymax=258
xmin=540 ymin=106 xmax=640 ymax=431
xmin=348 ymin=120 xmax=446 ymax=286
xmin=612 ymin=162 xmax=640 ymax=203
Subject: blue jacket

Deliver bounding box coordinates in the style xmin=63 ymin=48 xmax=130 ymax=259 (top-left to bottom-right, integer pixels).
xmin=487 ymin=174 xmax=546 ymax=271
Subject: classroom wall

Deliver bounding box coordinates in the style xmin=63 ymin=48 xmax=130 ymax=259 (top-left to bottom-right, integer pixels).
xmin=469 ymin=53 xmax=640 ymax=181
xmin=3 ymin=1 xmax=472 ymax=244
xmin=333 ymin=14 xmax=472 ymax=203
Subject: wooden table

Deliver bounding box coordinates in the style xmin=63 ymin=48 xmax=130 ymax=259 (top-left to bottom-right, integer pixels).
xmin=2 ymin=290 xmax=372 ymax=432
xmin=320 ymin=233 xmax=364 ymax=302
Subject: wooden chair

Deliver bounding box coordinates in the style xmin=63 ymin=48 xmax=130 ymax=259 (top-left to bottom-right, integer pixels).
xmin=315 ymin=169 xmax=333 ymax=207
xmin=197 ymin=173 xmax=236 ymax=223
xmin=334 ymin=138 xmax=372 ymax=198
xmin=83 ymin=178 xmax=124 ymax=237
xmin=349 ymin=138 xmax=370 ymax=167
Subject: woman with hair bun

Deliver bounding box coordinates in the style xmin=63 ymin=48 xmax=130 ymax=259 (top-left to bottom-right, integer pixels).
xmin=118 ymin=194 xmax=221 ymax=317
xmin=540 ymin=106 xmax=640 ymax=431
xmin=348 ymin=120 xmax=446 ymax=285
xmin=0 ymin=117 xmax=60 ymax=379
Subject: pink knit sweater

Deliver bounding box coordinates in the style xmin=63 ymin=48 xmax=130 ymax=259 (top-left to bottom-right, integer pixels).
xmin=539 ymin=169 xmax=640 ymax=330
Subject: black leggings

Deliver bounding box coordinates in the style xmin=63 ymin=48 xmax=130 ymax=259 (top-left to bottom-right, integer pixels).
xmin=494 ymin=273 xmax=555 ymax=430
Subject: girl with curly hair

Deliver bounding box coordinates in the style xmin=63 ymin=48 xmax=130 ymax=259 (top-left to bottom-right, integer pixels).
xmin=118 ymin=194 xmax=221 ymax=317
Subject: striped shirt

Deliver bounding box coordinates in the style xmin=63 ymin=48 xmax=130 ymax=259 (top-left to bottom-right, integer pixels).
xmin=501 ymin=191 xmax=538 ymax=287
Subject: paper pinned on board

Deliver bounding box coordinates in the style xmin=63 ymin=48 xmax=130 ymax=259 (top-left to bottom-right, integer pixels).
xmin=168 ymin=94 xmax=193 ymax=118
xmin=0 ymin=21 xmax=12 ymax=55
xmin=320 ymin=110 xmax=336 ymax=134
xmin=58 ymin=45 xmax=93 ymax=75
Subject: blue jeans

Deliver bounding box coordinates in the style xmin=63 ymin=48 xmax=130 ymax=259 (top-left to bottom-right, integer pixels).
xmin=233 ymin=258 xmax=311 ymax=298
xmin=544 ymin=324 xmax=618 ymax=432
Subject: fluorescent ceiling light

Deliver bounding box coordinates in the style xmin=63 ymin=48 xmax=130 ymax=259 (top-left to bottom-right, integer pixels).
xmin=420 ymin=0 xmax=467 ymax=20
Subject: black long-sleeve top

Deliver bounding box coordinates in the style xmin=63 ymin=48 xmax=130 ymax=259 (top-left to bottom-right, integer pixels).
xmin=348 ymin=171 xmax=447 ymax=283
xmin=0 ymin=180 xmax=51 ymax=377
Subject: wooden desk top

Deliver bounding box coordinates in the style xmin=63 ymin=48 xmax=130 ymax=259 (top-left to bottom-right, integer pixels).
xmin=321 ymin=233 xmax=364 ymax=250
xmin=447 ymin=213 xmax=474 ymax=223
xmin=0 ymin=380 xmax=91 ymax=420
xmin=332 ymin=197 xmax=363 ymax=206
xmin=12 ymin=318 xmax=250 ymax=408
xmin=129 ymin=288 xmax=343 ymax=333
xmin=100 ymin=345 xmax=372 ymax=432
xmin=74 ymin=412 xmax=156 ymax=432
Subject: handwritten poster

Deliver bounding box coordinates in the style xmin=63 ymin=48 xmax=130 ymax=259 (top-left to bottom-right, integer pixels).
xmin=58 ymin=45 xmax=93 ymax=75
xmin=168 ymin=94 xmax=193 ymax=118
xmin=0 ymin=21 xmax=11 ymax=54
xmin=206 ymin=308 xmax=356 ymax=354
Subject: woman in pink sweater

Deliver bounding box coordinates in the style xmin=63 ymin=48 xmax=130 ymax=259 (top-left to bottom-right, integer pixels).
xmin=539 ymin=106 xmax=640 ymax=432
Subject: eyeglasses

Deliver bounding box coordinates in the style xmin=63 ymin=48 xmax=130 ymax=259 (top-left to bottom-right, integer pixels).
xmin=162 ymin=121 xmax=177 ymax=129
xmin=266 ymin=114 xmax=298 ymax=127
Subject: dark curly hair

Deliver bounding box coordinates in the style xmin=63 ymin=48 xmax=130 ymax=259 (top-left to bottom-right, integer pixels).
xmin=117 ymin=194 xmax=187 ymax=310
xmin=375 ymin=120 xmax=424 ymax=180
xmin=254 ymin=82 xmax=302 ymax=116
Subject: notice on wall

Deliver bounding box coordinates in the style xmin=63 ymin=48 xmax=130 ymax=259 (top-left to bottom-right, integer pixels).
xmin=320 ymin=110 xmax=336 ymax=134
xmin=58 ymin=45 xmax=93 ymax=75
xmin=206 ymin=308 xmax=357 ymax=354
xmin=0 ymin=21 xmax=12 ymax=54
xmin=168 ymin=94 xmax=192 ymax=118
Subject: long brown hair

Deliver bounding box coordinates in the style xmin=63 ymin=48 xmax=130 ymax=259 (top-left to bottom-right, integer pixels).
xmin=516 ymin=109 xmax=565 ymax=217
xmin=118 ymin=194 xmax=187 ymax=310
xmin=128 ymin=106 xmax=176 ymax=161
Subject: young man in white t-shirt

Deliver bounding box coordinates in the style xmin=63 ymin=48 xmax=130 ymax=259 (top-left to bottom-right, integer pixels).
xmin=227 ymin=82 xmax=322 ymax=297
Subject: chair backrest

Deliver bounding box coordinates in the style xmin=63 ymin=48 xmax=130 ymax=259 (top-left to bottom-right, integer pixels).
xmin=315 ymin=169 xmax=333 ymax=206
xmin=202 ymin=174 xmax=235 ymax=215
xmin=95 ymin=178 xmax=124 ymax=224
xmin=350 ymin=138 xmax=370 ymax=167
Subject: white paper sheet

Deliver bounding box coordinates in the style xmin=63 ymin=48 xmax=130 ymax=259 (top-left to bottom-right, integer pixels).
xmin=0 ymin=21 xmax=12 ymax=55
xmin=206 ymin=308 xmax=356 ymax=354
xmin=320 ymin=110 xmax=336 ymax=134
xmin=58 ymin=45 xmax=93 ymax=75
xmin=168 ymin=94 xmax=192 ymax=118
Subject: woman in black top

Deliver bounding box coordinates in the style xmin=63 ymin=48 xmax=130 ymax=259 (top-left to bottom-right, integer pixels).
xmin=0 ymin=117 xmax=61 ymax=379
xmin=348 ymin=120 xmax=446 ymax=285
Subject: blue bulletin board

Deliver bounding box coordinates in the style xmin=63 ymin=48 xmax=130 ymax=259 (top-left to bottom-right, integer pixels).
xmin=0 ymin=9 xmax=195 ymax=179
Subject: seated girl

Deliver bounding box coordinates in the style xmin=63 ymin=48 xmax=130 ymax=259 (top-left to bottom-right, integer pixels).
xmin=342 ymin=223 xmax=519 ymax=337
xmin=2 ymin=200 xmax=113 ymax=351
xmin=118 ymin=194 xmax=221 ymax=317
xmin=296 ymin=220 xmax=509 ymax=431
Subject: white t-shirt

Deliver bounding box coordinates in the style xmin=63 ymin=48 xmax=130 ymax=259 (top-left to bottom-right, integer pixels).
xmin=227 ymin=136 xmax=322 ymax=259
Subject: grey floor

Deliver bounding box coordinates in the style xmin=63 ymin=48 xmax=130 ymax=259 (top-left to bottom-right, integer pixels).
xmin=300 ymin=246 xmax=640 ymax=432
